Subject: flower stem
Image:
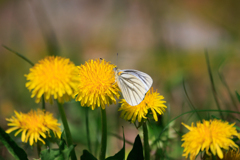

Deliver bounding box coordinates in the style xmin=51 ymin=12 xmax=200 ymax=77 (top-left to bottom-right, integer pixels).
xmin=41 ymin=96 xmax=45 ymax=111
xmin=37 ymin=141 xmax=41 ymax=157
xmin=99 ymin=108 xmax=107 ymax=160
xmin=85 ymin=107 xmax=92 ymax=152
xmin=57 ymin=102 xmax=77 ymax=160
xmin=143 ymin=122 xmax=150 ymax=160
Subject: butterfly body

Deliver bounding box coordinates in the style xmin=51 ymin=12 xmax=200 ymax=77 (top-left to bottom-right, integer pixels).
xmin=114 ymin=67 xmax=153 ymax=106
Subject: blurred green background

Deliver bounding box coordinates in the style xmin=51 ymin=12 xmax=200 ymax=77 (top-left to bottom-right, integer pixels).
xmin=1 ymin=0 xmax=240 ymax=159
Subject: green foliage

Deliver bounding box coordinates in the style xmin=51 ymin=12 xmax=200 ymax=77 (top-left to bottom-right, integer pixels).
xmin=40 ymin=139 xmax=75 ymax=160
xmin=0 ymin=126 xmax=28 ymax=160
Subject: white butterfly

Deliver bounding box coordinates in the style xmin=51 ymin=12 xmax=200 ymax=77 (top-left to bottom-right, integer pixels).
xmin=114 ymin=67 xmax=153 ymax=106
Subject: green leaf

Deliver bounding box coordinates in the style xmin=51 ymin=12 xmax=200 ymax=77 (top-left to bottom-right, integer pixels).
xmin=0 ymin=127 xmax=28 ymax=160
xmin=105 ymin=128 xmax=125 ymax=160
xmin=127 ymin=135 xmax=144 ymax=160
xmin=40 ymin=138 xmax=75 ymax=160
xmin=80 ymin=150 xmax=98 ymax=160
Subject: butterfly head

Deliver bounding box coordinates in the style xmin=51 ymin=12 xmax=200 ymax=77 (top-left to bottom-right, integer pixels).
xmin=113 ymin=67 xmax=124 ymax=76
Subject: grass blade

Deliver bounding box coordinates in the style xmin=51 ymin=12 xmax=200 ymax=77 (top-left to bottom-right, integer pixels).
xmin=205 ymin=51 xmax=224 ymax=119
xmin=218 ymin=60 xmax=238 ymax=111
xmin=236 ymin=91 xmax=240 ymax=103
xmin=2 ymin=45 xmax=34 ymax=66
xmin=183 ymin=79 xmax=202 ymax=120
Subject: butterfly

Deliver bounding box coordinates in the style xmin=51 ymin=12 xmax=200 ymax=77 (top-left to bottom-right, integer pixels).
xmin=114 ymin=67 xmax=153 ymax=106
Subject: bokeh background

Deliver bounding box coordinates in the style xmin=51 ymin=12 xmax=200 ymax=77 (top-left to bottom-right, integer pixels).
xmin=1 ymin=0 xmax=240 ymax=159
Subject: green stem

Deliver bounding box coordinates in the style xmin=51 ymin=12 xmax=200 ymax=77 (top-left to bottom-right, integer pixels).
xmin=57 ymin=102 xmax=77 ymax=160
xmin=41 ymin=96 xmax=45 ymax=111
xmin=85 ymin=107 xmax=92 ymax=153
xmin=37 ymin=141 xmax=41 ymax=158
xmin=99 ymin=108 xmax=107 ymax=160
xmin=143 ymin=122 xmax=150 ymax=160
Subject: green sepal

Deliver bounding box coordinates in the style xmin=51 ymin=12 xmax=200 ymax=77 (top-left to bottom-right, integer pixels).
xmin=0 ymin=126 xmax=28 ymax=160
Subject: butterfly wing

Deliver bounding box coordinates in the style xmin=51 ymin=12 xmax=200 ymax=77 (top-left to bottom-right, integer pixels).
xmin=116 ymin=69 xmax=153 ymax=106
xmin=122 ymin=69 xmax=153 ymax=91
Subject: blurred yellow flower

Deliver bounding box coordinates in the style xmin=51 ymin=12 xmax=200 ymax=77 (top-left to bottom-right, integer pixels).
xmin=205 ymin=149 xmax=240 ymax=160
xmin=25 ymin=56 xmax=79 ymax=103
xmin=181 ymin=119 xmax=240 ymax=160
xmin=6 ymin=109 xmax=61 ymax=146
xmin=118 ymin=88 xmax=167 ymax=123
xmin=75 ymin=59 xmax=120 ymax=110
xmin=220 ymin=149 xmax=240 ymax=160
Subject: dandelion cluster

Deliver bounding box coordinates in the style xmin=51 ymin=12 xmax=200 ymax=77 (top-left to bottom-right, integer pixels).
xmin=6 ymin=109 xmax=61 ymax=146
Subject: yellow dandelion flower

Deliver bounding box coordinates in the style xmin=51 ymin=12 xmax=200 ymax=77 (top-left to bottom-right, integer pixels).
xmin=6 ymin=109 xmax=61 ymax=146
xmin=75 ymin=59 xmax=120 ymax=110
xmin=181 ymin=119 xmax=240 ymax=160
xmin=25 ymin=56 xmax=79 ymax=103
xmin=118 ymin=88 xmax=167 ymax=123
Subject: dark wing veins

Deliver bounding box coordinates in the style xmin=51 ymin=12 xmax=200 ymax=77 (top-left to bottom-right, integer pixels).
xmin=119 ymin=75 xmax=145 ymax=105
